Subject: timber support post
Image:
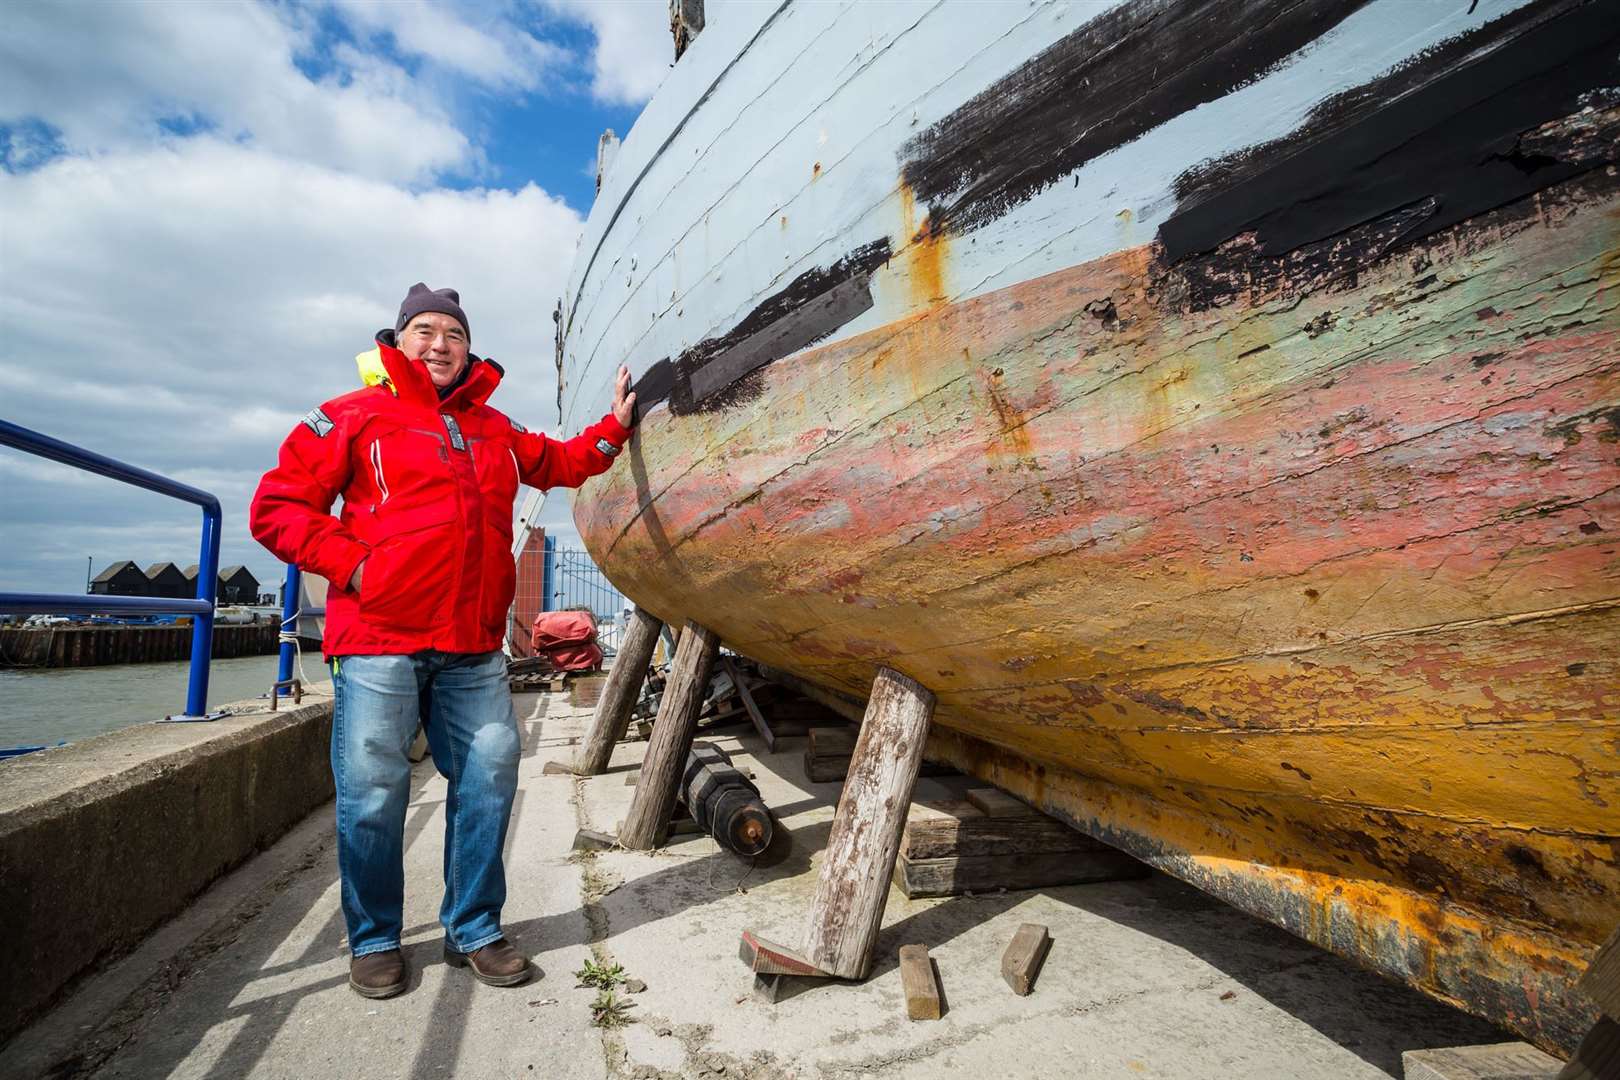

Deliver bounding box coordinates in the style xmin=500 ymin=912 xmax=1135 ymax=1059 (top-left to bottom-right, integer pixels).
xmin=618 ymin=619 xmax=721 ymax=850
xmin=1558 ymin=924 xmax=1620 ymax=1080
xmin=802 ymin=666 xmax=935 ymax=980
xmin=574 ymin=606 xmax=664 ymax=775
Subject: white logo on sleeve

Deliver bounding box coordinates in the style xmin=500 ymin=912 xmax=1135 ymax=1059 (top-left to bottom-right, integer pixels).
xmin=300 ymin=407 xmax=334 ymax=437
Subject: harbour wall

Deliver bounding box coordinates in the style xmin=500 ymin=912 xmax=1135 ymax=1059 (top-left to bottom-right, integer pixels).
xmin=0 ymin=623 xmax=280 ymax=668
xmin=0 ymin=691 xmax=335 ymax=1042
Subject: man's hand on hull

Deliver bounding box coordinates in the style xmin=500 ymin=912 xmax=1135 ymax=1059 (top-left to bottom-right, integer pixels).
xmin=613 ymin=364 xmax=637 ymax=428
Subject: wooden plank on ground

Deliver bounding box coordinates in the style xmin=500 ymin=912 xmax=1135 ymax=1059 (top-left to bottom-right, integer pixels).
xmin=903 ymin=800 xmax=1104 ymax=860
xmin=1001 ymin=923 xmax=1051 ymax=996
xmin=898 ymin=945 xmax=942 ymax=1021
xmin=738 ymin=930 xmax=828 ymax=977
xmin=967 ymin=787 xmax=1034 ymax=818
xmin=572 ymin=828 xmax=616 ymax=852
xmin=1402 ymin=1042 xmax=1563 ymax=1080
xmin=895 ymin=850 xmax=1147 ymax=899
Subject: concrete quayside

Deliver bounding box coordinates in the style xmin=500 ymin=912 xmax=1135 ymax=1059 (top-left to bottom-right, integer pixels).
xmin=0 ymin=681 xmax=1552 ymax=1079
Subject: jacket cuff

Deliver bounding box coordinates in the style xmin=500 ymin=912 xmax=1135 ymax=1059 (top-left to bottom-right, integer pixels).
xmin=322 ymin=539 xmax=370 ymax=593
xmin=598 ymin=412 xmax=632 ymax=442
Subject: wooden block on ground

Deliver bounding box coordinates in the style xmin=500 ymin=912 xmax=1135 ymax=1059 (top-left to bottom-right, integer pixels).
xmin=894 ymin=850 xmax=1147 ymax=899
xmin=668 ymin=816 xmax=704 ymax=836
xmin=542 ymin=760 xmax=574 ymax=776
xmin=1579 ymin=926 xmax=1620 ymax=1020
xmin=738 ymin=930 xmax=828 ymax=977
xmin=572 ymin=828 xmax=616 ymax=852
xmin=808 ymin=726 xmax=857 ymax=755
xmin=1401 ymin=1042 xmax=1562 ymax=1080
xmin=805 ymin=754 xmax=853 ymax=782
xmin=903 ymin=799 xmax=1105 ymax=860
xmin=898 ymin=944 xmax=941 ymax=1021
xmin=967 ymin=787 xmax=1033 ymax=818
xmin=802 ymin=726 xmax=858 ymax=780
xmin=570 ymin=675 xmax=609 ymax=709
xmin=1001 ymin=923 xmax=1051 ymax=996
xmin=753 ymin=973 xmax=798 ymax=1004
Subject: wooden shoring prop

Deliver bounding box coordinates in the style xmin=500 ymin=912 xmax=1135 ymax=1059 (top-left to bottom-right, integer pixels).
xmin=800 ymin=667 xmax=935 ymax=980
xmin=720 ymin=654 xmax=777 ymax=751
xmin=1559 ymin=925 xmax=1620 ymax=1080
xmin=574 ymin=606 xmax=664 ymax=775
xmin=618 ymin=619 xmax=720 ymax=850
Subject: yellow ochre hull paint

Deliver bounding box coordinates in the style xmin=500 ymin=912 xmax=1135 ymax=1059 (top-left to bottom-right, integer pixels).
xmin=572 ymin=175 xmax=1620 ymax=1052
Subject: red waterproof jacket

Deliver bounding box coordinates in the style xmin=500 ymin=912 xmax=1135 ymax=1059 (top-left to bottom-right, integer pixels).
xmin=250 ymin=335 xmax=629 ymax=658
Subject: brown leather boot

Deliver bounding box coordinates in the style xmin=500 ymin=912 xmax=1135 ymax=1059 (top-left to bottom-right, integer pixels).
xmin=445 ymin=938 xmax=534 ymax=987
xmin=349 ymin=950 xmax=406 ymax=999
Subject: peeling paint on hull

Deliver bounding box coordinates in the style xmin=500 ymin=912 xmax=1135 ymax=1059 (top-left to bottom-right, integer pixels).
xmin=557 ymin=0 xmax=1620 ymax=1053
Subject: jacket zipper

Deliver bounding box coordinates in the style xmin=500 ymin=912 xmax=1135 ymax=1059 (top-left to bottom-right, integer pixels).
xmin=370 ymin=440 xmax=391 ymax=506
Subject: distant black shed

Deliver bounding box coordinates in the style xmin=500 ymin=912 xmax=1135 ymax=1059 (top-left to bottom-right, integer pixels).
xmin=144 ymin=561 xmax=190 ymax=599
xmin=217 ymin=566 xmax=260 ymax=605
xmin=89 ymin=560 xmax=149 ymax=596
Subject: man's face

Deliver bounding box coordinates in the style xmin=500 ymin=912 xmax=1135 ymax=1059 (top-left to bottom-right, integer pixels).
xmin=399 ymin=312 xmax=470 ymax=388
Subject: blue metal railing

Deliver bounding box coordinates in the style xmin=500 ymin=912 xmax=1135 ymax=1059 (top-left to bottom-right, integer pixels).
xmin=0 ymin=419 xmax=222 ymax=718
xmin=276 ymin=564 xmax=303 ymax=700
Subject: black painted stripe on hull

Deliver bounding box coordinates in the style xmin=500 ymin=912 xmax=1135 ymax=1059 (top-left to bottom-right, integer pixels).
xmin=1159 ymin=0 xmax=1620 ymax=262
xmin=898 ymin=0 xmax=1373 ymax=238
xmin=631 ymin=238 xmax=892 ymax=418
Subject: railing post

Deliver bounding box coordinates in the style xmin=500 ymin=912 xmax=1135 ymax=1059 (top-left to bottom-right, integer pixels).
xmin=542 ymin=534 xmax=557 ymax=612
xmin=182 ymin=499 xmax=222 ymax=718
xmin=277 ymin=564 xmax=301 ymax=696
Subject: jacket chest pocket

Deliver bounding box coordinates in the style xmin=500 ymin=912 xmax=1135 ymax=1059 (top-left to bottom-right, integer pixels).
xmin=357 ymin=505 xmax=458 ymax=634
xmin=361 ymin=427 xmax=453 ymax=514
xmin=469 ymin=436 xmax=521 ymax=510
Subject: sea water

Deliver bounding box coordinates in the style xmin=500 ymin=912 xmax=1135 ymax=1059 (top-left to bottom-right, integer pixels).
xmin=0 ymin=655 xmax=285 ymax=748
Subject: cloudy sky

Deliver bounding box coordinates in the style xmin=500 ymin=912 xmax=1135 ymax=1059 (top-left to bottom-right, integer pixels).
xmin=0 ymin=0 xmax=671 ymax=597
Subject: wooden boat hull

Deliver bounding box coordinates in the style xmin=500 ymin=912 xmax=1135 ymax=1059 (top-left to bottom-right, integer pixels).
xmin=556 ymin=0 xmax=1620 ymax=1052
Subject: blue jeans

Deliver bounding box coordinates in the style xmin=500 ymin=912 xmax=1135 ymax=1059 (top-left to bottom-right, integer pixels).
xmin=331 ymin=650 xmax=519 ymax=958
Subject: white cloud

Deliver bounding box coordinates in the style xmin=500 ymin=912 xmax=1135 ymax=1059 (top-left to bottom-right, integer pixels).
xmin=0 ymin=0 xmax=663 ymax=597
xmin=0 ymin=0 xmax=471 ymax=184
xmin=332 ymin=0 xmax=568 ymax=93
xmin=544 ymin=0 xmax=673 ymax=105
xmin=0 ymin=137 xmax=585 ymax=593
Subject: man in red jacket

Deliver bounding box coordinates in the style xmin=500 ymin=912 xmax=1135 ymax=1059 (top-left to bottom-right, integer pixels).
xmin=251 ymin=283 xmax=635 ymax=999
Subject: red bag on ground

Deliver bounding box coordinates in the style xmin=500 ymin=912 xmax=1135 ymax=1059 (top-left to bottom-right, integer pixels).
xmin=531 ymin=610 xmax=596 ymax=651
xmin=543 ymin=641 xmax=603 ymax=672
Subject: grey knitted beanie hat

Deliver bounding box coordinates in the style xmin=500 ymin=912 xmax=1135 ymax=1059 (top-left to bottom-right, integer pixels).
xmin=395 ymin=283 xmax=470 ymax=341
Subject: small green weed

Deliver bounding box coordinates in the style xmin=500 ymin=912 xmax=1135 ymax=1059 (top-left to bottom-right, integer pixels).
xmin=574 ymin=957 xmax=626 ymax=990
xmin=589 ymin=989 xmax=635 ymax=1028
